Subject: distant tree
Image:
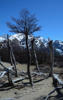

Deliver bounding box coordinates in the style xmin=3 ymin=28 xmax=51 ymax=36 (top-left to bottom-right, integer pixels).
xmin=6 ymin=9 xmax=41 ymax=86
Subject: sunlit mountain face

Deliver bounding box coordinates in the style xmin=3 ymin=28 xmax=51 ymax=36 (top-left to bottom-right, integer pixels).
xmin=0 ymin=33 xmax=63 ymax=55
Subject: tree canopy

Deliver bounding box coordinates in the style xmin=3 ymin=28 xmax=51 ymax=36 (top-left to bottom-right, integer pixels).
xmin=6 ymin=9 xmax=41 ymax=35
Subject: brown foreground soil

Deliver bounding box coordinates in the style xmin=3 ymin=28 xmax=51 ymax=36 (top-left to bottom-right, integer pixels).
xmin=0 ymin=62 xmax=63 ymax=100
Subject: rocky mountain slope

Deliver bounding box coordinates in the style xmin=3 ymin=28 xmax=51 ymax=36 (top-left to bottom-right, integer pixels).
xmin=0 ymin=33 xmax=63 ymax=55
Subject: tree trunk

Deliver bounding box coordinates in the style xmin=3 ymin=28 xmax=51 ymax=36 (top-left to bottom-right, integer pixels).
xmin=48 ymin=40 xmax=54 ymax=76
xmin=32 ymin=39 xmax=40 ymax=72
xmin=26 ymin=34 xmax=33 ymax=86
xmin=7 ymin=70 xmax=14 ymax=85
xmin=7 ymin=34 xmax=17 ymax=77
xmin=11 ymin=47 xmax=17 ymax=77
xmin=10 ymin=51 xmax=13 ymax=66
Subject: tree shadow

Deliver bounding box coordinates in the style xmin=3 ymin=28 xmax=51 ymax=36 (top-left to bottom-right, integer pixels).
xmin=34 ymin=93 xmax=63 ymax=100
xmin=48 ymin=93 xmax=63 ymax=100
xmin=0 ymin=82 xmax=25 ymax=91
xmin=0 ymin=75 xmax=49 ymax=91
xmin=45 ymin=86 xmax=63 ymax=100
xmin=23 ymin=74 xmax=49 ymax=85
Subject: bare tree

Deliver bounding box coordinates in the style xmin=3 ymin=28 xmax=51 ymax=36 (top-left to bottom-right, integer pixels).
xmin=48 ymin=40 xmax=54 ymax=76
xmin=31 ymin=37 xmax=40 ymax=72
xmin=6 ymin=9 xmax=41 ymax=86
xmin=7 ymin=34 xmax=17 ymax=77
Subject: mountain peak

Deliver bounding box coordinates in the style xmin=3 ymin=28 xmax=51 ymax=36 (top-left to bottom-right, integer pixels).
xmin=0 ymin=33 xmax=63 ymax=55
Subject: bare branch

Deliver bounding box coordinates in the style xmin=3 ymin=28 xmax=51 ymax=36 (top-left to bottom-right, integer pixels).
xmin=6 ymin=9 xmax=41 ymax=35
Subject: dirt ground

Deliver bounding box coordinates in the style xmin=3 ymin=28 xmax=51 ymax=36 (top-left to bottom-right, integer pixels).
xmin=0 ymin=62 xmax=63 ymax=100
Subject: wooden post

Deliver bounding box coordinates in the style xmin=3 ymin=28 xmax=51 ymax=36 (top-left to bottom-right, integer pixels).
xmin=31 ymin=38 xmax=40 ymax=72
xmin=48 ymin=40 xmax=54 ymax=76
xmin=7 ymin=70 xmax=13 ymax=85
xmin=7 ymin=34 xmax=17 ymax=77
xmin=7 ymin=34 xmax=13 ymax=65
xmin=10 ymin=47 xmax=17 ymax=77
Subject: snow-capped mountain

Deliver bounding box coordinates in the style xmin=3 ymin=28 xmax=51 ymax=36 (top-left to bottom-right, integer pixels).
xmin=0 ymin=36 xmax=6 ymax=42
xmin=36 ymin=36 xmax=48 ymax=44
xmin=10 ymin=33 xmax=45 ymax=50
xmin=53 ymin=40 xmax=63 ymax=54
xmin=0 ymin=33 xmax=63 ymax=55
xmin=36 ymin=36 xmax=48 ymax=48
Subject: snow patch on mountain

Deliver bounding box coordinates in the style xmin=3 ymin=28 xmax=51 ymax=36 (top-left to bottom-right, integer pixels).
xmin=59 ymin=41 xmax=63 ymax=46
xmin=36 ymin=36 xmax=48 ymax=47
xmin=35 ymin=39 xmax=41 ymax=48
xmin=56 ymin=48 xmax=63 ymax=55
xmin=37 ymin=36 xmax=48 ymax=43
xmin=10 ymin=33 xmax=25 ymax=41
xmin=0 ymin=37 xmax=6 ymax=42
xmin=56 ymin=48 xmax=62 ymax=53
xmin=54 ymin=40 xmax=63 ymax=47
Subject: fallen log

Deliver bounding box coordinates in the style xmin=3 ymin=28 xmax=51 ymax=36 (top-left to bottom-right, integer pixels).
xmin=0 ymin=66 xmax=14 ymax=79
xmin=22 ymin=70 xmax=46 ymax=77
xmin=0 ymin=71 xmax=6 ymax=78
xmin=13 ymin=76 xmax=28 ymax=83
xmin=2 ymin=98 xmax=14 ymax=100
xmin=0 ymin=62 xmax=15 ymax=73
xmin=45 ymin=74 xmax=63 ymax=100
xmin=31 ymin=72 xmax=46 ymax=77
xmin=53 ymin=74 xmax=63 ymax=85
xmin=0 ymin=61 xmax=9 ymax=69
xmin=0 ymin=76 xmax=28 ymax=87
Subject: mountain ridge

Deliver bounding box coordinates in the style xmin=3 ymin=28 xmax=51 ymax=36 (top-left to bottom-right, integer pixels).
xmin=0 ymin=33 xmax=63 ymax=54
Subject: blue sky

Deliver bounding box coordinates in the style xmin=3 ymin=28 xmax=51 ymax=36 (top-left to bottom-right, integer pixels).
xmin=0 ymin=0 xmax=63 ymax=41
